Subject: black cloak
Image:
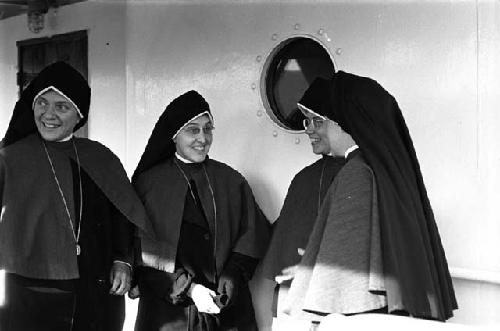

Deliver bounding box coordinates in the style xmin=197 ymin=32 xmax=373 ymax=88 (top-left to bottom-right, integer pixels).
xmin=0 ymin=61 xmax=153 ymax=331
xmin=260 ymin=155 xmax=345 ymax=280
xmin=297 ymin=72 xmax=457 ymax=321
xmin=132 ymin=90 xmax=270 ymax=331
xmin=0 ymin=61 xmax=152 ymax=278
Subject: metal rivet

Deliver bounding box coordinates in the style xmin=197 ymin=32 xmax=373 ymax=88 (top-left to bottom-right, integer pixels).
xmin=256 ymin=55 xmax=262 ymax=62
xmin=318 ymin=28 xmax=324 ymax=35
xmin=271 ymin=33 xmax=278 ymax=41
xmin=251 ymin=83 xmax=257 ymax=90
xmin=272 ymin=130 xmax=278 ymax=137
xmin=335 ymin=48 xmax=342 ymax=55
xmin=295 ymin=137 xmax=300 ymax=144
xmin=294 ymin=23 xmax=301 ymax=30
xmin=257 ymin=110 xmax=263 ymax=117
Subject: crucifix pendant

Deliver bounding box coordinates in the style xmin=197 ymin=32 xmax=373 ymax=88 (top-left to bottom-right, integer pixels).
xmin=76 ymin=244 xmax=81 ymax=256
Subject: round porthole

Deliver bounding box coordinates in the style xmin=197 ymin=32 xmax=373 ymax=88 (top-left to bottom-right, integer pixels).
xmin=260 ymin=36 xmax=335 ymax=131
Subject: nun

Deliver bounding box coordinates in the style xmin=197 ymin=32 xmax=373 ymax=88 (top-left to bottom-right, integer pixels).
xmin=260 ymin=133 xmax=346 ymax=316
xmin=0 ymin=61 xmax=152 ymax=331
xmin=132 ymin=90 xmax=270 ymax=331
xmin=278 ymin=72 xmax=457 ymax=323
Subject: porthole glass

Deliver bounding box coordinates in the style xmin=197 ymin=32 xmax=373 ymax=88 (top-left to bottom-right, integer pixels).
xmin=261 ymin=37 xmax=335 ymax=131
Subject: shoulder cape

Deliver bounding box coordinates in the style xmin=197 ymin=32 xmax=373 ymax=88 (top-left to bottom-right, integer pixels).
xmin=135 ymin=157 xmax=270 ymax=275
xmin=0 ymin=134 xmax=153 ymax=279
xmin=284 ymin=154 xmax=385 ymax=318
xmin=260 ymin=156 xmax=345 ymax=280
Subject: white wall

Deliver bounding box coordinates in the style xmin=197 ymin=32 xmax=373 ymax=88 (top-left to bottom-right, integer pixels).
xmin=1 ymin=0 xmax=500 ymax=329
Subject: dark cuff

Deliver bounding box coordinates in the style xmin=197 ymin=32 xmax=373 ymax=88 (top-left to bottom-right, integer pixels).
xmin=136 ymin=266 xmax=193 ymax=305
xmin=169 ymin=268 xmax=193 ymax=305
xmin=226 ymin=252 xmax=259 ymax=282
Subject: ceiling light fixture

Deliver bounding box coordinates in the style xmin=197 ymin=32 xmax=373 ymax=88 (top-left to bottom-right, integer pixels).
xmin=27 ymin=0 xmax=49 ymax=33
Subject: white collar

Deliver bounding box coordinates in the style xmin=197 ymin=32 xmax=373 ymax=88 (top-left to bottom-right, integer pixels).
xmin=58 ymin=133 xmax=74 ymax=142
xmin=345 ymin=145 xmax=359 ymax=159
xmin=175 ymin=152 xmax=195 ymax=164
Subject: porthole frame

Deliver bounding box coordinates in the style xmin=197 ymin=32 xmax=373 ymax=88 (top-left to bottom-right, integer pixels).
xmin=259 ymin=34 xmax=337 ymax=134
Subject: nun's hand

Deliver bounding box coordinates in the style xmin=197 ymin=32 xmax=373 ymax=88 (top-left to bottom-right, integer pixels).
xmin=275 ymin=265 xmax=298 ymax=284
xmin=109 ymin=261 xmax=131 ymax=295
xmin=188 ymin=283 xmax=221 ymax=314
xmin=275 ymin=248 xmax=303 ymax=284
xmin=128 ymin=285 xmax=141 ymax=299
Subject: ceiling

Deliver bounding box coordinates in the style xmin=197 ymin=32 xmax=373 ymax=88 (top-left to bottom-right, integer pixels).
xmin=0 ymin=0 xmax=86 ymax=20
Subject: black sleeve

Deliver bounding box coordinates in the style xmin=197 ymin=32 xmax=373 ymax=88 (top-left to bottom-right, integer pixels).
xmin=130 ymin=226 xmax=143 ymax=288
xmin=226 ymin=252 xmax=259 ymax=282
xmin=137 ymin=266 xmax=193 ymax=305
xmin=0 ymin=157 xmax=4 ymax=213
xmin=216 ymin=252 xmax=259 ymax=308
xmin=111 ymin=207 xmax=135 ymax=266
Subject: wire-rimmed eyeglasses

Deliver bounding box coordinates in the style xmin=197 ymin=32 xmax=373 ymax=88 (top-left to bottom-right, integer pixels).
xmin=302 ymin=117 xmax=325 ymax=130
xmin=182 ymin=124 xmax=215 ymax=136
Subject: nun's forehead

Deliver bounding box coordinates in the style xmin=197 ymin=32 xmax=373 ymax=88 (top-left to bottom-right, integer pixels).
xmin=185 ymin=113 xmax=212 ymax=124
xmin=32 ymin=86 xmax=83 ymax=118
xmin=172 ymin=111 xmax=213 ymax=139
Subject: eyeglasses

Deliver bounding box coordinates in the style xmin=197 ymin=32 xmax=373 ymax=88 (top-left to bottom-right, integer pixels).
xmin=182 ymin=124 xmax=215 ymax=136
xmin=302 ymin=117 xmax=325 ymax=130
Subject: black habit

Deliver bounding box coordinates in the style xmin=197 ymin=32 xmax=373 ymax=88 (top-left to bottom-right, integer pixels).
xmin=261 ymin=155 xmax=345 ymax=280
xmin=295 ymin=72 xmax=458 ymax=320
xmin=0 ymin=62 xmax=153 ymax=331
xmin=132 ymin=91 xmax=270 ymax=331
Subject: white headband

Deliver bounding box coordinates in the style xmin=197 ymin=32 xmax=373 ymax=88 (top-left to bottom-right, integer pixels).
xmin=297 ymin=103 xmax=327 ymax=121
xmin=172 ymin=111 xmax=213 ymax=139
xmin=32 ymin=86 xmax=84 ymax=118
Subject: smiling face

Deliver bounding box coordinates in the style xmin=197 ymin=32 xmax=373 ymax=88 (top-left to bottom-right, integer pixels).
xmin=303 ymin=112 xmax=342 ymax=156
xmin=174 ymin=114 xmax=214 ymax=163
xmin=33 ymin=89 xmax=81 ymax=142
